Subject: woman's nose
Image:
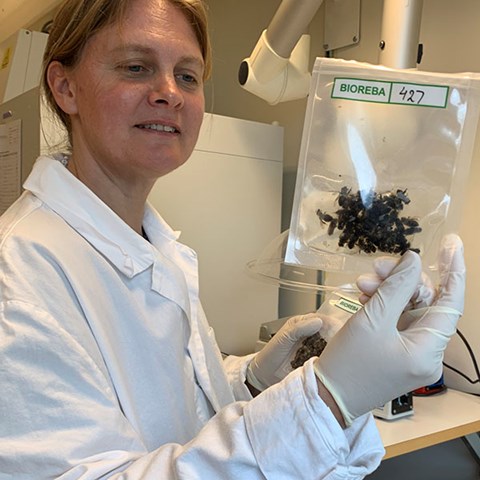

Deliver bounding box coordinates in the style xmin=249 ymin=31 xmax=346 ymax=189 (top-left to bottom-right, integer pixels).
xmin=148 ymin=75 xmax=184 ymax=108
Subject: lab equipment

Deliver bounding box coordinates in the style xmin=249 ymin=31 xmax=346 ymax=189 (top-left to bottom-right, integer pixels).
xmin=237 ymin=0 xmax=316 ymax=105
xmin=373 ymin=394 xmax=414 ymax=421
xmin=239 ymin=0 xmax=424 ymax=104
xmin=412 ymin=375 xmax=447 ymax=396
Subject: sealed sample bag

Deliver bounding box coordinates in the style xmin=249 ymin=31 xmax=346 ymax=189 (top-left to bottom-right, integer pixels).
xmin=286 ymin=58 xmax=480 ymax=274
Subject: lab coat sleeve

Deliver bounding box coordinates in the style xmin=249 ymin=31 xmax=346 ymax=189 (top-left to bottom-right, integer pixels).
xmin=223 ymin=353 xmax=385 ymax=476
xmin=0 ymin=301 xmax=384 ymax=480
xmin=223 ymin=351 xmax=257 ymax=401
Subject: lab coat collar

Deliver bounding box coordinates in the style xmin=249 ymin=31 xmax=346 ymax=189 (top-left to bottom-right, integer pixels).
xmin=144 ymin=205 xmax=198 ymax=318
xmin=23 ymin=155 xmax=180 ymax=279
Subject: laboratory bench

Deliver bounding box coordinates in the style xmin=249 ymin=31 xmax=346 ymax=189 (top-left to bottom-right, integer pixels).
xmin=375 ymin=389 xmax=480 ymax=460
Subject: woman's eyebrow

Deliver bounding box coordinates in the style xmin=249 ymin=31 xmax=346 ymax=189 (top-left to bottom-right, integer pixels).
xmin=109 ymin=44 xmax=156 ymax=56
xmin=109 ymin=43 xmax=204 ymax=69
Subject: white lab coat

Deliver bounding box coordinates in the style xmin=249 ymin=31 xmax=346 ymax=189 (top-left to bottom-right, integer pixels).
xmin=0 ymin=155 xmax=384 ymax=479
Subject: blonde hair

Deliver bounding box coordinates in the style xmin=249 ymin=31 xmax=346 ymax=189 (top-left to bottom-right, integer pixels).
xmin=42 ymin=0 xmax=211 ymax=144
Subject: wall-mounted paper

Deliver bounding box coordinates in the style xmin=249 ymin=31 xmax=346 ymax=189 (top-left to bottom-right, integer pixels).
xmin=0 ymin=118 xmax=21 ymax=214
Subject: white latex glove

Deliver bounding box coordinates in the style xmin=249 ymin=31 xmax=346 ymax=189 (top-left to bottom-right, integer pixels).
xmin=314 ymin=234 xmax=465 ymax=426
xmin=356 ymin=256 xmax=435 ymax=308
xmin=246 ymin=313 xmax=323 ymax=391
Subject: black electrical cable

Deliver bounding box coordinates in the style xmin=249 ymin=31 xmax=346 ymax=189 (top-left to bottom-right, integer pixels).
xmin=443 ymin=328 xmax=480 ymax=386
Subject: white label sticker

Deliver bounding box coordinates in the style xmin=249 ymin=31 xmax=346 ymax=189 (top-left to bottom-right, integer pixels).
xmin=332 ymin=78 xmax=449 ymax=108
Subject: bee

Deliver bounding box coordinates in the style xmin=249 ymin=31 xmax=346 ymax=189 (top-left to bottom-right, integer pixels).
xmin=401 ymin=217 xmax=419 ymax=228
xmin=327 ymin=218 xmax=337 ymax=236
xmin=316 ymin=209 xmax=333 ymax=224
xmin=395 ymin=189 xmax=411 ymax=205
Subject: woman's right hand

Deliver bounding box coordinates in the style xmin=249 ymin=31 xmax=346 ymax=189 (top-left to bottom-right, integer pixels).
xmin=313 ymin=235 xmax=465 ymax=426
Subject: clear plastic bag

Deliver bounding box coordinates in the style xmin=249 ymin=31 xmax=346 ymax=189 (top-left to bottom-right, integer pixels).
xmin=286 ymin=58 xmax=480 ymax=274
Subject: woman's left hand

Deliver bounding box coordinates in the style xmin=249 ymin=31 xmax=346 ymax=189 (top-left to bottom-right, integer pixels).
xmin=246 ymin=313 xmax=323 ymax=391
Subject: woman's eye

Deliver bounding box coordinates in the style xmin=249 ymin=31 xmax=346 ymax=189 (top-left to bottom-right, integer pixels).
xmin=126 ymin=65 xmax=145 ymax=73
xmin=117 ymin=63 xmax=149 ymax=75
xmin=177 ymin=73 xmax=200 ymax=86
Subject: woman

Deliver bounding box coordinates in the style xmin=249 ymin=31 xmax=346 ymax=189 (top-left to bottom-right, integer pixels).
xmin=0 ymin=0 xmax=465 ymax=478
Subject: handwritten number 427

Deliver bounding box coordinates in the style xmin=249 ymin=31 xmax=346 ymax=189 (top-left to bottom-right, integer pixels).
xmin=398 ymin=86 xmax=425 ymax=104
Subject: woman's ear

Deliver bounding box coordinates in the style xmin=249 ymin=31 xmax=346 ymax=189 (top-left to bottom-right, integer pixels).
xmin=46 ymin=61 xmax=78 ymax=115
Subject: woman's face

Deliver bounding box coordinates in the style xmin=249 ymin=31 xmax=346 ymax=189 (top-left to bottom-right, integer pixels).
xmin=56 ymin=0 xmax=205 ymax=187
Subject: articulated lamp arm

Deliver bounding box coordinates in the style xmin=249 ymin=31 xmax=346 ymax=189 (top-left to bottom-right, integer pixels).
xmin=238 ymin=0 xmax=325 ymax=105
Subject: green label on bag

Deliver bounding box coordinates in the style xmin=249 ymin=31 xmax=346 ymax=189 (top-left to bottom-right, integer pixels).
xmin=332 ymin=77 xmax=449 ymax=108
xmin=334 ymin=296 xmax=362 ymax=315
